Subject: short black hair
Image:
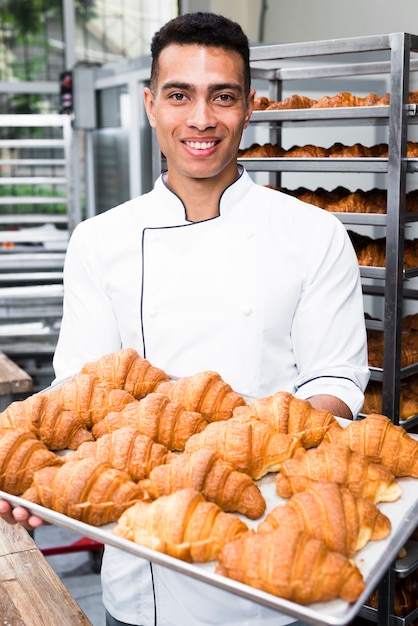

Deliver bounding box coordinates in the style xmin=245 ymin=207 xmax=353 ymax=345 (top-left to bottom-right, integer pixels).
xmin=150 ymin=12 xmax=251 ymax=95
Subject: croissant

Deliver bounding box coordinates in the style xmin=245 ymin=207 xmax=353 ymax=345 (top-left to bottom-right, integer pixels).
xmin=113 ymin=488 xmax=250 ymax=562
xmin=0 ymin=428 xmax=63 ymax=495
xmin=312 ymin=92 xmax=366 ymax=108
xmin=215 ymin=527 xmax=366 ymax=604
xmin=266 ymin=94 xmax=315 ymax=110
xmin=48 ymin=373 xmax=137 ymax=427
xmin=81 ymin=347 xmax=169 ymax=399
xmin=143 ymin=447 xmax=266 ymax=519
xmin=258 ymin=480 xmax=391 ymax=557
xmin=0 ymin=393 xmax=93 ymax=450
xmin=22 ymin=457 xmax=146 ymax=525
xmin=66 ymin=427 xmax=169 ymax=482
xmin=155 ymin=370 xmax=246 ymax=422
xmin=275 ymin=442 xmax=402 ymax=504
xmin=324 ymin=413 xmax=418 ymax=478
xmin=92 ymin=393 xmax=208 ymax=451
xmin=233 ymin=391 xmax=337 ymax=448
xmin=184 ymin=415 xmax=302 ymax=479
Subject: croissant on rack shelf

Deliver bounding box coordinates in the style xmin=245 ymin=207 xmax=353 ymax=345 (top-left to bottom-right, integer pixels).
xmin=81 ymin=347 xmax=169 ymax=399
xmin=92 ymin=392 xmax=208 ymax=451
xmin=275 ymin=442 xmax=402 ymax=504
xmin=233 ymin=391 xmax=337 ymax=448
xmin=215 ymin=527 xmax=366 ymax=604
xmin=362 ymin=380 xmax=418 ymax=421
xmin=66 ymin=427 xmax=169 ymax=482
xmin=113 ymin=487 xmax=250 ymax=562
xmin=47 ymin=373 xmax=137 ymax=427
xmin=22 ymin=457 xmax=147 ymax=525
xmin=266 ymin=94 xmax=315 ymax=110
xmin=142 ymin=447 xmax=266 ymax=519
xmin=258 ymin=480 xmax=391 ymax=556
xmin=324 ymin=413 xmax=418 ymax=478
xmin=155 ymin=370 xmax=246 ymax=422
xmin=184 ymin=415 xmax=302 ymax=479
xmin=0 ymin=393 xmax=94 ymax=450
xmin=0 ymin=428 xmax=63 ymax=495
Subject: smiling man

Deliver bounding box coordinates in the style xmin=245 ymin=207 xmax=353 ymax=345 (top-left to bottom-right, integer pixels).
xmin=0 ymin=11 xmax=369 ymax=626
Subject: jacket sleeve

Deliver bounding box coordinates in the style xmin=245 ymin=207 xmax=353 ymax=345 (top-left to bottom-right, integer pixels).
xmin=52 ymin=221 xmax=123 ymax=383
xmin=291 ymin=216 xmax=370 ymax=417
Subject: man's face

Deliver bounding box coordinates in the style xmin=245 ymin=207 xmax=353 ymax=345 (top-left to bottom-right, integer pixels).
xmin=144 ymin=44 xmax=254 ymax=188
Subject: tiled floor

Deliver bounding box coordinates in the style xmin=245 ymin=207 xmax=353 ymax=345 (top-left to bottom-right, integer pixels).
xmin=33 ymin=524 xmax=105 ymax=626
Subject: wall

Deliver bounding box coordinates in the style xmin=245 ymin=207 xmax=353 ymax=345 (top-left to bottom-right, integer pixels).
xmin=260 ymin=0 xmax=418 ymax=43
xmin=182 ymin=0 xmax=418 ymax=44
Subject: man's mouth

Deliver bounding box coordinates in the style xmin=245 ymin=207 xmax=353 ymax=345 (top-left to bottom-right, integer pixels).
xmin=184 ymin=141 xmax=218 ymax=150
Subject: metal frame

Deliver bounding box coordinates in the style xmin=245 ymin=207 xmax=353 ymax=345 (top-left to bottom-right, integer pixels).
xmin=247 ymin=32 xmax=418 ymax=626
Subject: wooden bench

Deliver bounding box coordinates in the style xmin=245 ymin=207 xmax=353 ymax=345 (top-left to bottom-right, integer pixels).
xmin=0 ymin=519 xmax=92 ymax=625
xmin=0 ymin=350 xmax=33 ymax=411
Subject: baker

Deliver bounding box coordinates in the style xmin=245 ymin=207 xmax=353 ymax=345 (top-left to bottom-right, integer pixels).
xmin=0 ymin=11 xmax=369 ymax=626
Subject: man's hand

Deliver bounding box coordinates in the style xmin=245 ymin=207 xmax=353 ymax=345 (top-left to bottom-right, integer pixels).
xmin=0 ymin=499 xmax=46 ymax=530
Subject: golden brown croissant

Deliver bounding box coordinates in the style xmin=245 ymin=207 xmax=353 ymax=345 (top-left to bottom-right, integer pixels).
xmin=324 ymin=413 xmax=418 ymax=478
xmin=22 ymin=457 xmax=146 ymax=525
xmin=233 ymin=391 xmax=337 ymax=448
xmin=143 ymin=447 xmax=266 ymax=519
xmin=184 ymin=415 xmax=301 ymax=479
xmin=48 ymin=373 xmax=137 ymax=427
xmin=0 ymin=393 xmax=94 ymax=450
xmin=0 ymin=428 xmax=63 ymax=495
xmin=92 ymin=393 xmax=208 ymax=451
xmin=275 ymin=442 xmax=402 ymax=504
xmin=66 ymin=427 xmax=169 ymax=482
xmin=113 ymin=488 xmax=250 ymax=562
xmin=215 ymin=527 xmax=366 ymax=604
xmin=156 ymin=370 xmax=246 ymax=422
xmin=312 ymin=92 xmax=366 ymax=108
xmin=266 ymin=94 xmax=315 ymax=110
xmin=258 ymin=480 xmax=391 ymax=556
xmin=81 ymin=347 xmax=169 ymax=399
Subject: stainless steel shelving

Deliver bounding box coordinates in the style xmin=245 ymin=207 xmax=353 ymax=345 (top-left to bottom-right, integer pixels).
xmin=247 ymin=31 xmax=418 ymax=626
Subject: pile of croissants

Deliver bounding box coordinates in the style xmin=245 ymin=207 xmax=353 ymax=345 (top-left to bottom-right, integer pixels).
xmin=0 ymin=347 xmax=417 ymax=610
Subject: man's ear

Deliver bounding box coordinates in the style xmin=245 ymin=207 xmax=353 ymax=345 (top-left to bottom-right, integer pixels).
xmin=143 ymin=87 xmax=156 ymax=128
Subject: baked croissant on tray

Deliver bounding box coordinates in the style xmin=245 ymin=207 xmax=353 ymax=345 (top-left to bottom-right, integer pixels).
xmin=275 ymin=442 xmax=402 ymax=504
xmin=81 ymin=347 xmax=169 ymax=399
xmin=0 ymin=393 xmax=93 ymax=450
xmin=258 ymin=480 xmax=391 ymax=556
xmin=92 ymin=392 xmax=208 ymax=451
xmin=215 ymin=527 xmax=366 ymax=604
xmin=155 ymin=370 xmax=246 ymax=422
xmin=113 ymin=487 xmax=250 ymax=562
xmin=66 ymin=427 xmax=169 ymax=482
xmin=233 ymin=390 xmax=337 ymax=448
xmin=184 ymin=415 xmax=301 ymax=479
xmin=142 ymin=447 xmax=266 ymax=519
xmin=0 ymin=428 xmax=63 ymax=495
xmin=48 ymin=373 xmax=137 ymax=427
xmin=22 ymin=457 xmax=147 ymax=525
xmin=324 ymin=413 xmax=418 ymax=478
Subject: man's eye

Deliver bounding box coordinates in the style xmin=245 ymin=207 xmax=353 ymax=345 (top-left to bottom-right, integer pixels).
xmin=216 ymin=94 xmax=234 ymax=103
xmin=170 ymin=93 xmax=186 ymax=101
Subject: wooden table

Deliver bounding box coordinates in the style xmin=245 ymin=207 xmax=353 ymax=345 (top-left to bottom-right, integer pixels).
xmin=0 ymin=351 xmax=33 ymax=411
xmin=0 ymin=519 xmax=93 ymax=625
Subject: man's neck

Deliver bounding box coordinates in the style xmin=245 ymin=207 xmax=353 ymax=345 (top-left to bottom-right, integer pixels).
xmin=165 ymin=166 xmax=240 ymax=222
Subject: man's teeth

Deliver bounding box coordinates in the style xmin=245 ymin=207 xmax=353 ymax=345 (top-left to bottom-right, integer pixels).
xmin=186 ymin=141 xmax=216 ymax=149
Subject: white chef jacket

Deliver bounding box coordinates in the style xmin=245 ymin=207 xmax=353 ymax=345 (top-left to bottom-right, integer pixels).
xmin=53 ymin=167 xmax=369 ymax=626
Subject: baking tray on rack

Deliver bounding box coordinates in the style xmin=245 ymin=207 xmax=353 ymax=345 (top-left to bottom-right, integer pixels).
xmin=1 ymin=422 xmax=417 ymax=626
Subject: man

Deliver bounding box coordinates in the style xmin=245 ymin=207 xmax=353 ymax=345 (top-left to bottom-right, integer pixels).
xmin=0 ymin=12 xmax=369 ymax=626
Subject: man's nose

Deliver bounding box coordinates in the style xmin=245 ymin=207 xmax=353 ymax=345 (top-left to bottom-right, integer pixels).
xmin=187 ymin=99 xmax=216 ymax=129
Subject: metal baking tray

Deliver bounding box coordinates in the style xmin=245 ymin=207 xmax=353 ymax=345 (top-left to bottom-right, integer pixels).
xmin=1 ymin=422 xmax=417 ymax=626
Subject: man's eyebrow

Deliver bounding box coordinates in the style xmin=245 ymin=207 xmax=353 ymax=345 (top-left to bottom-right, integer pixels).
xmin=160 ymin=81 xmax=243 ymax=93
